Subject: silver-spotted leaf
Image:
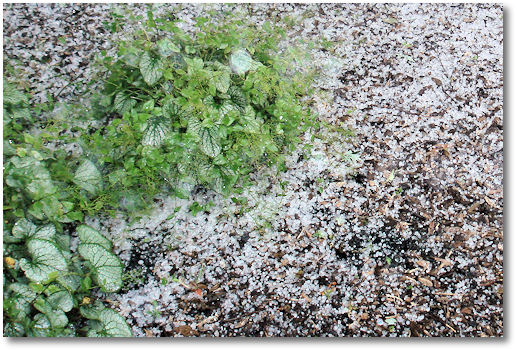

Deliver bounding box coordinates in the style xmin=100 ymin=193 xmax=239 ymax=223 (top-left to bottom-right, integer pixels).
xmin=12 ymin=218 xmax=37 ymax=240
xmin=78 ymin=243 xmax=123 ymax=293
xmin=4 ymin=321 xmax=25 ymax=337
xmin=31 ymin=314 xmax=51 ymax=337
xmin=114 ymin=92 xmax=137 ymax=115
xmin=199 ymin=127 xmax=221 ymax=158
xmin=187 ymin=116 xmax=202 ymax=137
xmin=77 ymin=225 xmax=112 ymax=251
xmin=163 ymin=99 xmax=182 ymax=119
xmin=33 ymin=224 xmax=57 ymax=240
xmin=229 ymin=49 xmax=254 ymax=75
xmin=19 ymin=239 xmax=67 ymax=283
xmin=220 ymin=101 xmax=240 ymax=117
xmin=140 ymin=52 xmax=164 ymax=86
xmin=213 ymin=71 xmax=231 ymax=93
xmin=73 ymin=159 xmax=103 ymax=195
xmin=227 ymin=86 xmax=247 ymax=109
xmin=157 ymin=38 xmax=180 ymax=57
xmin=34 ymin=297 xmax=69 ymax=328
xmin=241 ymin=106 xmax=262 ymax=134
xmin=142 ymin=117 xmax=170 ymax=147
xmin=96 ymin=308 xmax=132 ymax=337
xmin=9 ymin=283 xmax=37 ymax=303
xmin=80 ymin=300 xmax=106 ymax=320
xmin=47 ymin=290 xmax=74 ymax=313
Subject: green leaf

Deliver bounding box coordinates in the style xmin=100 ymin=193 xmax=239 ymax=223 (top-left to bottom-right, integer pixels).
xmin=12 ymin=218 xmax=37 ymax=240
xmin=199 ymin=127 xmax=221 ymax=158
xmin=19 ymin=239 xmax=68 ymax=283
xmin=7 ymin=156 xmax=57 ymax=200
xmin=78 ymin=243 xmax=123 ymax=293
xmin=9 ymin=283 xmax=37 ymax=303
xmin=4 ymin=321 xmax=25 ymax=337
xmin=212 ymin=71 xmax=231 ymax=93
xmin=162 ymin=99 xmax=182 ymax=119
xmin=89 ymin=308 xmax=132 ymax=337
xmin=34 ymin=297 xmax=68 ymax=328
xmin=157 ymin=38 xmax=180 ymax=57
xmin=47 ymin=290 xmax=74 ymax=312
xmin=185 ymin=57 xmax=204 ymax=71
xmin=142 ymin=117 xmax=170 ymax=147
xmin=57 ymin=274 xmax=82 ymax=292
xmin=3 ymin=82 xmax=27 ymax=105
xmin=80 ymin=300 xmax=105 ymax=320
xmin=73 ymin=159 xmax=103 ymax=195
xmin=77 ymin=225 xmax=113 ymax=250
xmin=31 ymin=314 xmax=51 ymax=337
xmin=229 ymin=49 xmax=254 ymax=75
xmin=114 ymin=92 xmax=137 ymax=115
xmin=139 ymin=52 xmax=164 ymax=86
xmin=241 ymin=106 xmax=262 ymax=134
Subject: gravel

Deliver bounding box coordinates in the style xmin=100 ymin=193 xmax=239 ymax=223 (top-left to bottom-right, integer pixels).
xmin=3 ymin=3 xmax=503 ymax=337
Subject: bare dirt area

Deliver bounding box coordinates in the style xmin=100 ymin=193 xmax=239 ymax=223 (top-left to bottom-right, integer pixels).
xmin=3 ymin=3 xmax=503 ymax=337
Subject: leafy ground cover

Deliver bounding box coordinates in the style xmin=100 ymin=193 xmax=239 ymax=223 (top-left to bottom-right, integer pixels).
xmin=3 ymin=3 xmax=503 ymax=337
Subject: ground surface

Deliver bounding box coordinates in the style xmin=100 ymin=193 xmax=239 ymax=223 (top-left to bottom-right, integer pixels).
xmin=3 ymin=3 xmax=503 ymax=337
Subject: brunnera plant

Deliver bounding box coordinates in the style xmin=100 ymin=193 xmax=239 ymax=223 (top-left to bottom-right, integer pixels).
xmin=85 ymin=10 xmax=315 ymax=203
xmin=3 ymin=83 xmax=131 ymax=337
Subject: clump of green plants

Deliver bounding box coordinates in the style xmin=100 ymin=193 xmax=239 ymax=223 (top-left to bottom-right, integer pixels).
xmin=4 ymin=7 xmax=318 ymax=338
xmin=84 ymin=10 xmax=315 ymax=205
xmin=3 ymin=84 xmax=130 ymax=337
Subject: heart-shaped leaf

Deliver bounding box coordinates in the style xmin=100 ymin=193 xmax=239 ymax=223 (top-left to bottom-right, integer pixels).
xmin=114 ymin=92 xmax=137 ymax=115
xmin=19 ymin=239 xmax=67 ymax=283
xmin=229 ymin=49 xmax=254 ymax=75
xmin=77 ymin=225 xmax=113 ymax=251
xmin=142 ymin=117 xmax=170 ymax=147
xmin=78 ymin=243 xmax=123 ymax=293
xmin=199 ymin=127 xmax=221 ymax=158
xmin=73 ymin=159 xmax=103 ymax=195
xmin=140 ymin=52 xmax=164 ymax=86
xmin=87 ymin=308 xmax=132 ymax=337
xmin=157 ymin=38 xmax=180 ymax=57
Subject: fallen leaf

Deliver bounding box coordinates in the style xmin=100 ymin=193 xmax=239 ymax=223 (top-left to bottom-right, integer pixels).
xmin=174 ymin=325 xmax=198 ymax=336
xmin=467 ymin=201 xmax=482 ymax=213
xmin=418 ymin=277 xmax=433 ymax=287
xmin=484 ymin=196 xmax=497 ymax=208
xmin=384 ymin=17 xmax=398 ymax=24
xmin=416 ymin=260 xmax=430 ymax=270
xmin=194 ymin=288 xmax=202 ymax=297
xmin=431 ymin=77 xmax=442 ymax=86
xmin=234 ymin=317 xmax=248 ymax=329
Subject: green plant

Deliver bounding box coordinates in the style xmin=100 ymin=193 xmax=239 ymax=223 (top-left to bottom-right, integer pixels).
xmin=83 ymin=10 xmax=315 ymax=207
xmin=3 ymin=85 xmax=131 ymax=337
xmin=4 ymin=7 xmax=323 ymax=337
xmin=3 ymin=221 xmax=129 ymax=336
